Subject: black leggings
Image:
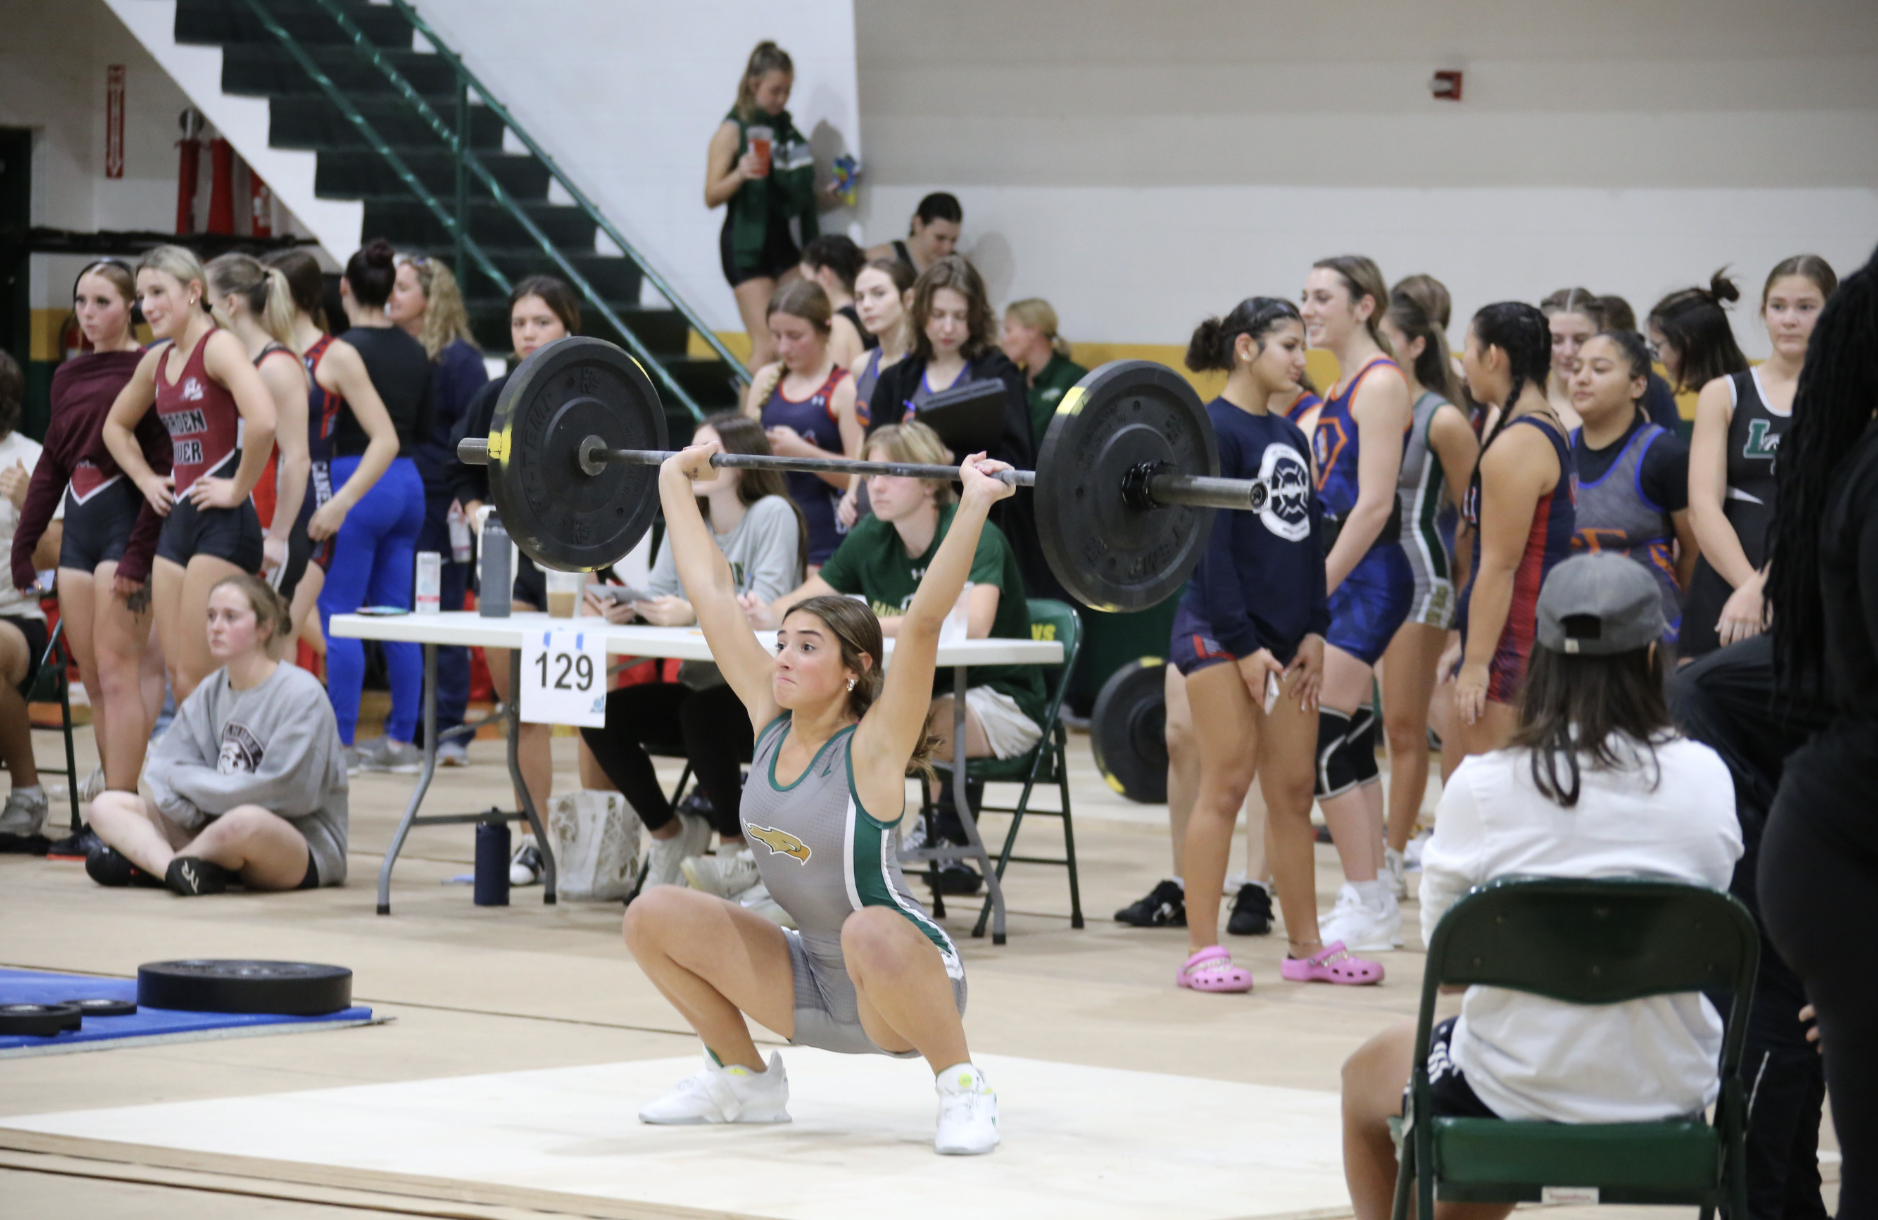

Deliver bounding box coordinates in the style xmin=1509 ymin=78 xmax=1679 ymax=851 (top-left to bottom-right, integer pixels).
xmin=1761 ymin=745 xmax=1878 ymax=1220
xmin=578 ymin=681 xmax=749 ymax=839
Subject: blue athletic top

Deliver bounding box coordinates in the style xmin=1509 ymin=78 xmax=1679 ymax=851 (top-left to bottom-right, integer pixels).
xmin=1176 ymin=399 xmax=1330 ymax=658
xmin=1284 ymin=390 xmax=1322 ymax=426
xmin=760 ymin=365 xmax=850 ymax=565
xmin=1312 ymin=357 xmax=1406 ymax=518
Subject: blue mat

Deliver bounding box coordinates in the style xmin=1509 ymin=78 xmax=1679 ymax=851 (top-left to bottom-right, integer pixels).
xmin=0 ymin=968 xmax=376 ymax=1057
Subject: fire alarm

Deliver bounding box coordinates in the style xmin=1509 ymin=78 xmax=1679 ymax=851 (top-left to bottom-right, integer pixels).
xmin=1431 ymin=70 xmax=1463 ymax=101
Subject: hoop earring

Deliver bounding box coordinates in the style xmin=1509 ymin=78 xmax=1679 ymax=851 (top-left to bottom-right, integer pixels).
xmin=846 ymin=677 xmax=856 ymax=692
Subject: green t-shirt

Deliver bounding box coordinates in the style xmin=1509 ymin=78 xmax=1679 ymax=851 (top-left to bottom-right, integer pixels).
xmin=817 ymin=503 xmax=1047 ymax=729
xmin=1028 ymin=353 xmax=1089 ymax=450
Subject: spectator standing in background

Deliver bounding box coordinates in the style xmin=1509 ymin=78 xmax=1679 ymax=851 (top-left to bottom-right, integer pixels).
xmin=800 ymin=235 xmax=872 ymax=369
xmin=388 ymin=254 xmax=487 ymax=766
xmin=1000 ymin=298 xmax=1088 ymax=448
xmin=1595 ymin=293 xmax=1684 ymax=434
xmin=1538 ymin=287 xmax=1603 ymax=430
xmin=868 ymin=193 xmax=962 ymax=277
xmin=0 ymin=350 xmax=59 ymax=840
xmin=707 ymin=41 xmax=821 ymax=373
xmin=849 ymin=257 xmax=915 ymax=426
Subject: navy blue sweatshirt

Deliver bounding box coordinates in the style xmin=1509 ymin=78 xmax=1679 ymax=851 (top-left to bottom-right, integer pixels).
xmin=417 ymin=339 xmax=489 ymax=499
xmin=1177 ymin=398 xmax=1330 ymax=658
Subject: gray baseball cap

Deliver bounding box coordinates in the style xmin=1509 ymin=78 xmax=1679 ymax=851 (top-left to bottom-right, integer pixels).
xmin=1536 ymin=552 xmax=1666 ymax=655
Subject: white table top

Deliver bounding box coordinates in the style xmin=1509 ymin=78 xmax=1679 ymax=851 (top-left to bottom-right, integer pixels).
xmin=329 ymin=611 xmax=1063 ymax=667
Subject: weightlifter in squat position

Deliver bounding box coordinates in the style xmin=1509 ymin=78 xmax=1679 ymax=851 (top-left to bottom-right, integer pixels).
xmin=624 ymin=439 xmax=1007 ymax=1156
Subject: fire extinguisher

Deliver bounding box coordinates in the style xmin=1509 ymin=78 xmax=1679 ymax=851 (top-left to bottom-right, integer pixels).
xmin=175 ymin=107 xmax=204 ymax=235
xmin=250 ymin=169 xmax=273 ymax=238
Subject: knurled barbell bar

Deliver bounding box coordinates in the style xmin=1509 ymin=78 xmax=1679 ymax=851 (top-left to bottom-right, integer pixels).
xmin=456 ymin=336 xmax=1283 ymax=612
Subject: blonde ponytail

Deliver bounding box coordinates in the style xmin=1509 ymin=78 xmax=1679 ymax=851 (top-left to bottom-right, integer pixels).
xmin=261 ymin=268 xmax=300 ymax=354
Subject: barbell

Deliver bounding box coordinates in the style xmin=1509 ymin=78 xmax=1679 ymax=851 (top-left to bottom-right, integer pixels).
xmin=457 ymin=336 xmax=1280 ymax=612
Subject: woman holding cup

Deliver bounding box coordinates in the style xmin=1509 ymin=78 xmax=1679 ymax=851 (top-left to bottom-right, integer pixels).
xmin=707 ymin=41 xmax=830 ymax=373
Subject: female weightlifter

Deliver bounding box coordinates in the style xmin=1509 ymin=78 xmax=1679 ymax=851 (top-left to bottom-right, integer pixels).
xmin=102 ymin=245 xmax=277 ymax=702
xmin=624 ymin=441 xmax=1010 ymax=1155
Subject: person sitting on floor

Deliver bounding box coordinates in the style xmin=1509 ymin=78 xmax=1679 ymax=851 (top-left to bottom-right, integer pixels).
xmin=1339 ymin=552 xmax=1740 ymax=1220
xmin=86 ymin=573 xmax=347 ymax=895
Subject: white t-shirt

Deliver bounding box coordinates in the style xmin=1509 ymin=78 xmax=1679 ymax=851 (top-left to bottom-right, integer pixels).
xmin=1419 ymin=734 xmax=1742 ymax=1123
xmin=0 ymin=430 xmax=58 ymax=620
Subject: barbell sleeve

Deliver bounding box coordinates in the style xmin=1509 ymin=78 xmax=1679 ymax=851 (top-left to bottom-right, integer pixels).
xmin=1144 ymin=473 xmax=1265 ymax=512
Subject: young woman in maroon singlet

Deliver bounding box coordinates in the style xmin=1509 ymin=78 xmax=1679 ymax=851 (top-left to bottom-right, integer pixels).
xmin=101 ymin=246 xmax=278 ymax=701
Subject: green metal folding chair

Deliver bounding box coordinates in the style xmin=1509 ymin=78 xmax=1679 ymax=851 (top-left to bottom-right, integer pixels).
xmin=1394 ymin=876 xmax=1758 ymax=1220
xmin=930 ymin=599 xmax=1083 ymax=939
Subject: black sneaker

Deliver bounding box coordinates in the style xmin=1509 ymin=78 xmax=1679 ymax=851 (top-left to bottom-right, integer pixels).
xmin=1114 ymin=879 xmax=1186 ymax=927
xmin=928 ymin=861 xmax=984 ymax=895
xmin=1227 ymin=882 xmax=1273 ymax=936
xmin=86 ymin=844 xmax=161 ymax=888
xmin=166 ymin=856 xmax=233 ymax=896
xmin=46 ymin=826 xmax=102 ymax=860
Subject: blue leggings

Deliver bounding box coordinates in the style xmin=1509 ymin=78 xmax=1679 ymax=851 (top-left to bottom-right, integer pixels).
xmin=319 ymin=456 xmax=425 ymax=744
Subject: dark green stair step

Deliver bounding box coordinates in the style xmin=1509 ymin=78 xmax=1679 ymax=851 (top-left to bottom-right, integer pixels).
xmin=451 ymin=250 xmax=644 ymax=303
xmin=316 ymin=149 xmax=549 ymax=203
xmin=268 ymin=93 xmax=507 ymax=153
xmin=221 ymin=43 xmax=456 ymax=97
xmin=175 ymin=0 xmax=413 ymax=49
xmin=360 ymin=196 xmax=595 ymax=250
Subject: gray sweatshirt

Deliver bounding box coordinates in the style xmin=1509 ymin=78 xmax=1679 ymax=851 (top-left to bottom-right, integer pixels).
xmin=645 ymin=494 xmax=801 ymax=690
xmin=647 ymin=493 xmax=801 ymax=603
xmin=144 ymin=662 xmax=349 ymax=885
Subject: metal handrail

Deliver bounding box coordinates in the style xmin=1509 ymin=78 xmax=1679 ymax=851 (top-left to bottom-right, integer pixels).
xmin=382 ymin=0 xmax=748 ymax=388
xmin=300 ymin=0 xmax=714 ymax=423
xmin=237 ymin=0 xmax=511 ymax=297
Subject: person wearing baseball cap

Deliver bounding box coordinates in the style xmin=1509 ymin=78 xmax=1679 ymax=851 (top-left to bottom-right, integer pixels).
xmin=1340 ymin=552 xmax=1742 ymax=1209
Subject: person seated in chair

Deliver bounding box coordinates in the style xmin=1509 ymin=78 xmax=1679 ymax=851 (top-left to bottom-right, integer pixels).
xmin=1340 ymin=553 xmax=1740 ymax=1220
xmin=87 ymin=573 xmax=347 ymax=895
xmin=744 ymin=422 xmax=1045 ymax=892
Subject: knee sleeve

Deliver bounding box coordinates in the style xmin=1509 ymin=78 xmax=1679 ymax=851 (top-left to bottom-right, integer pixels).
xmin=1347 ymin=707 xmax=1382 ymax=786
xmin=1315 ymin=709 xmax=1356 ymax=799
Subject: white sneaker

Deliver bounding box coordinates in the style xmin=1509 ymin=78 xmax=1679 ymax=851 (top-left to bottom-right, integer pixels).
xmin=639 ymin=1051 xmax=790 ymax=1124
xmin=78 ymin=767 xmax=106 ymax=803
xmin=1382 ymin=846 xmax=1409 ymax=902
xmin=437 ymin=739 xmax=470 ymax=768
xmin=737 ymin=881 xmax=796 ymax=929
xmin=509 ymin=836 xmax=544 ymax=886
xmin=682 ymin=843 xmax=759 ymax=898
xmin=1404 ymin=830 xmax=1431 ymax=870
xmin=1320 ymin=883 xmax=1403 ymax=952
xmin=0 ymin=787 xmax=49 ymax=837
xmin=934 ymin=1062 xmax=999 ymax=1155
xmin=642 ymin=813 xmax=713 ymax=890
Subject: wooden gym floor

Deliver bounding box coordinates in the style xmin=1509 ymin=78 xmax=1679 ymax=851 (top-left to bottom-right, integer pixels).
xmin=1 ymin=709 xmax=1837 ymax=1219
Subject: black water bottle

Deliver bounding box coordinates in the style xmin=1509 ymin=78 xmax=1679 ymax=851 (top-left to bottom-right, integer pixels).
xmin=480 ymin=511 xmax=511 ymax=618
xmin=474 ymin=815 xmax=511 ymax=906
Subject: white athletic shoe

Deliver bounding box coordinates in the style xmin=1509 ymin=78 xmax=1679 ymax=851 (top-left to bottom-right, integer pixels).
xmin=0 ymin=787 xmax=49 ymax=837
xmin=642 ymin=813 xmax=713 ymax=890
xmin=1320 ymin=883 xmax=1403 ymax=952
xmin=1382 ymin=846 xmax=1410 ymax=902
xmin=934 ymin=1062 xmax=999 ymax=1155
xmin=638 ymin=1051 xmax=790 ymax=1124
xmin=78 ymin=766 xmax=107 ymax=803
xmin=682 ymin=843 xmax=759 ymax=898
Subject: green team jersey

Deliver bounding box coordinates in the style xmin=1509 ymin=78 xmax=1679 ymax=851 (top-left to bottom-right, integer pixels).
xmin=1027 ymin=353 xmax=1089 ymax=450
xmin=817 ymin=503 xmax=1047 ymax=728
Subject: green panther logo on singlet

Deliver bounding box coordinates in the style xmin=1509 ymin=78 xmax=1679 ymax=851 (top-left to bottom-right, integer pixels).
xmin=1745 ymin=420 xmax=1780 ymax=460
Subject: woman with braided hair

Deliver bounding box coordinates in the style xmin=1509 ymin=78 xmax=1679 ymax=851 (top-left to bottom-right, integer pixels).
xmin=1445 ymin=302 xmax=1576 ymax=757
xmin=1762 ymin=245 xmax=1878 ymax=1218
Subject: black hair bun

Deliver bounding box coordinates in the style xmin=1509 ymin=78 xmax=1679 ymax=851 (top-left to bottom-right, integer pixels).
xmin=1185 ymin=317 xmax=1226 ymax=373
xmin=362 ymin=238 xmax=397 ymax=268
xmin=1707 ymin=269 xmax=1740 ymax=305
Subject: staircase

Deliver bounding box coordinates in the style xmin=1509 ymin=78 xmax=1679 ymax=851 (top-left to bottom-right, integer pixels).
xmin=166 ymin=0 xmax=743 ymax=425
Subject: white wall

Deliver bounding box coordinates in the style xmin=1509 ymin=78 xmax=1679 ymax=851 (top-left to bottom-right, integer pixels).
xmin=854 ymin=0 xmax=1878 ymax=357
xmin=411 ymin=0 xmax=861 ymax=329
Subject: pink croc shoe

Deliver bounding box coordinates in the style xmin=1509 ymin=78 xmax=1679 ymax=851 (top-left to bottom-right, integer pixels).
xmin=1280 ymin=940 xmax=1384 ymax=986
xmin=1176 ymin=945 xmax=1253 ymax=993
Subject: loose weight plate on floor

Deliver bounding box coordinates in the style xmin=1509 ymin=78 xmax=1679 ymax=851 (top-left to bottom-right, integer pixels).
xmin=1090 ymin=658 xmax=1169 ymax=804
xmin=63 ymin=998 xmax=137 ymax=1017
xmin=138 ymin=961 xmax=353 ymax=1016
xmin=1035 ymin=361 xmax=1218 ymax=612
xmin=0 ymin=1003 xmax=82 ymax=1036
xmin=486 ymin=337 xmax=668 ymax=573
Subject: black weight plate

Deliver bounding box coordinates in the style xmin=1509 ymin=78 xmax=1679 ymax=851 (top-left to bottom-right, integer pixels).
xmin=64 ymin=997 xmax=137 ymax=1017
xmin=0 ymin=1002 xmax=82 ymax=1037
xmin=1035 ymin=361 xmax=1216 ymax=612
xmin=1089 ymin=658 xmax=1169 ymax=804
xmin=487 ymin=336 xmax=667 ymax=573
xmin=137 ymin=960 xmax=352 ymax=1016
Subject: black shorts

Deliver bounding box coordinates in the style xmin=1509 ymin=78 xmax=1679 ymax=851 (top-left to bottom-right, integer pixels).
xmin=719 ymin=210 xmax=801 ymax=288
xmin=297 ymin=852 xmax=320 ymax=891
xmin=1406 ymin=1016 xmax=1501 ymax=1120
xmin=156 ymin=497 xmax=265 ymax=572
xmin=2 ymin=614 xmax=49 ymax=698
xmin=58 ymin=479 xmax=143 ymax=574
xmin=272 ymin=469 xmax=333 ymax=602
